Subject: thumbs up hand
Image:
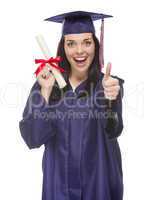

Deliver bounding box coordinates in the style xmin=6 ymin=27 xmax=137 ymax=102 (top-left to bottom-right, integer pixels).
xmin=102 ymin=63 xmax=120 ymax=100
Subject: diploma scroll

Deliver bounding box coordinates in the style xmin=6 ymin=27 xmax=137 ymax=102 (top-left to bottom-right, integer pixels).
xmin=35 ymin=34 xmax=67 ymax=89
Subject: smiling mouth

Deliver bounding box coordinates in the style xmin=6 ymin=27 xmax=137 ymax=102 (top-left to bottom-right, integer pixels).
xmin=73 ymin=57 xmax=87 ymax=66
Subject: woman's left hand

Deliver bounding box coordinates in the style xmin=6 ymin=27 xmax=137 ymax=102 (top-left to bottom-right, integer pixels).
xmin=102 ymin=63 xmax=120 ymax=100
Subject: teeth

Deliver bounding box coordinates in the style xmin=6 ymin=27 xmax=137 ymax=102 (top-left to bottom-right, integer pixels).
xmin=74 ymin=58 xmax=86 ymax=61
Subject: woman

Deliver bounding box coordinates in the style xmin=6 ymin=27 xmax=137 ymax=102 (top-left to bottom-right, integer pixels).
xmin=19 ymin=11 xmax=124 ymax=200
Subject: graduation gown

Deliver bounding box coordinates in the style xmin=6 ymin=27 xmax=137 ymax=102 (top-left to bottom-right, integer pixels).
xmin=19 ymin=72 xmax=124 ymax=200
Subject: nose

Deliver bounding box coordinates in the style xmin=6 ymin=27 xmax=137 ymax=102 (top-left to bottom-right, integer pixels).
xmin=76 ymin=44 xmax=84 ymax=54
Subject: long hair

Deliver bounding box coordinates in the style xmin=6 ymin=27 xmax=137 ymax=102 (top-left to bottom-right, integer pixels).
xmin=49 ymin=34 xmax=101 ymax=102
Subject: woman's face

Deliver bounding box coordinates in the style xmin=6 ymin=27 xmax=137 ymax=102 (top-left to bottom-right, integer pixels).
xmin=64 ymin=32 xmax=95 ymax=77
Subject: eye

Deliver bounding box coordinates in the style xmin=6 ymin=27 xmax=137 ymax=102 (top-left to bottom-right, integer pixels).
xmin=67 ymin=41 xmax=75 ymax=47
xmin=85 ymin=41 xmax=92 ymax=46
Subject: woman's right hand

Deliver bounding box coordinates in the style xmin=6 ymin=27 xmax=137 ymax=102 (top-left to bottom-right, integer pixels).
xmin=37 ymin=65 xmax=55 ymax=102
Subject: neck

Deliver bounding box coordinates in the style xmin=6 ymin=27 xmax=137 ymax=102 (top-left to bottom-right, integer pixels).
xmin=70 ymin=69 xmax=88 ymax=80
xmin=69 ymin=72 xmax=88 ymax=89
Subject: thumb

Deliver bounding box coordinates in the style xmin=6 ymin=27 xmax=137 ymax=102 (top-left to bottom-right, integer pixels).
xmin=104 ymin=62 xmax=112 ymax=80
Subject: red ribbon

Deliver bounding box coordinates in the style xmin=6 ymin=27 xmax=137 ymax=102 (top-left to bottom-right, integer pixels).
xmin=34 ymin=56 xmax=64 ymax=76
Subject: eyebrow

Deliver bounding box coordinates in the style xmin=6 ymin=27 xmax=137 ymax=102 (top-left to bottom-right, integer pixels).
xmin=66 ymin=38 xmax=92 ymax=42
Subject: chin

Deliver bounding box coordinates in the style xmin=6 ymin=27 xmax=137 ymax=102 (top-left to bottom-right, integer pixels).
xmin=75 ymin=67 xmax=89 ymax=76
xmin=76 ymin=64 xmax=89 ymax=72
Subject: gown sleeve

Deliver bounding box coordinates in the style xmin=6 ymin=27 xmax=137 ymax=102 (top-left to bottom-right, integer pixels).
xmin=105 ymin=77 xmax=124 ymax=139
xmin=19 ymin=81 xmax=56 ymax=149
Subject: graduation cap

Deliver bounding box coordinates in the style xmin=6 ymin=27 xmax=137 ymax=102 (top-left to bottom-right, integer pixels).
xmin=44 ymin=11 xmax=113 ymax=69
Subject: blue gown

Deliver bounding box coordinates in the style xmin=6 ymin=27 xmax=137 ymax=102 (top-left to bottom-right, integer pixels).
xmin=19 ymin=72 xmax=124 ymax=200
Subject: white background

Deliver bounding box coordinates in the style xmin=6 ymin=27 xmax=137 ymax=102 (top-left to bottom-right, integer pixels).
xmin=0 ymin=0 xmax=144 ymax=199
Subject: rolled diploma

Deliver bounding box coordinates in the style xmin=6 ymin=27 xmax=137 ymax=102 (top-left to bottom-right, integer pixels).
xmin=35 ymin=34 xmax=67 ymax=89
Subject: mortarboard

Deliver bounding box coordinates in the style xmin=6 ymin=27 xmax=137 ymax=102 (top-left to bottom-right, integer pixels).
xmin=44 ymin=11 xmax=113 ymax=69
